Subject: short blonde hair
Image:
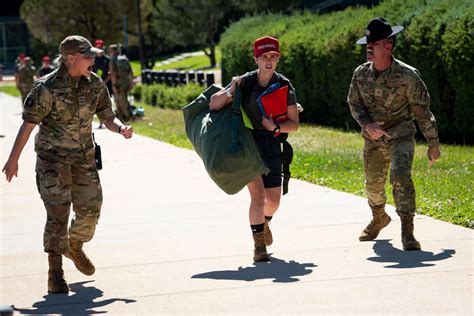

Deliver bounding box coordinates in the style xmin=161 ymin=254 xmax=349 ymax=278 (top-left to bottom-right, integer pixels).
xmin=54 ymin=54 xmax=67 ymax=65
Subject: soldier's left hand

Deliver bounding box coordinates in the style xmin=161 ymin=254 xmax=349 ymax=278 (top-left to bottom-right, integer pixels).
xmin=120 ymin=125 xmax=133 ymax=139
xmin=262 ymin=114 xmax=276 ymax=131
xmin=427 ymin=146 xmax=441 ymax=167
xmin=2 ymin=159 xmax=19 ymax=182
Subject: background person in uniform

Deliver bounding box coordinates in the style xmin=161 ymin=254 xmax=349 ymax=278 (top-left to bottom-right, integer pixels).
xmin=108 ymin=44 xmax=133 ymax=122
xmin=92 ymin=39 xmax=112 ymax=128
xmin=14 ymin=53 xmax=25 ymax=72
xmin=209 ymin=36 xmax=299 ymax=262
xmin=15 ymin=56 xmax=36 ymax=105
xmin=37 ymin=56 xmax=56 ymax=78
xmin=347 ymin=17 xmax=441 ymax=251
xmin=2 ymin=35 xmax=133 ymax=294
xmin=0 ymin=63 xmax=4 ymax=81
xmin=92 ymin=39 xmax=112 ymax=94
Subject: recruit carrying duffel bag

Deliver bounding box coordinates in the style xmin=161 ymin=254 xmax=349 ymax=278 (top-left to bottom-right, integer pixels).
xmin=182 ymin=85 xmax=269 ymax=195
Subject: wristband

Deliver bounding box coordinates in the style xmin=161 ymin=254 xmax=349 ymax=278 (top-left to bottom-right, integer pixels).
xmin=225 ymin=89 xmax=233 ymax=98
xmin=273 ymin=123 xmax=281 ymax=135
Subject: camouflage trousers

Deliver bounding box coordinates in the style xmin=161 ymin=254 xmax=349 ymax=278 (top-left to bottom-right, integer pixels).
xmin=363 ymin=135 xmax=416 ymax=216
xmin=36 ymin=156 xmax=102 ymax=254
xmin=114 ymin=90 xmax=131 ymax=122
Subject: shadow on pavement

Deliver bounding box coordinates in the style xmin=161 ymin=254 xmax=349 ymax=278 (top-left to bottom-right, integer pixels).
xmin=13 ymin=281 xmax=136 ymax=315
xmin=192 ymin=256 xmax=316 ymax=283
xmin=367 ymin=239 xmax=455 ymax=268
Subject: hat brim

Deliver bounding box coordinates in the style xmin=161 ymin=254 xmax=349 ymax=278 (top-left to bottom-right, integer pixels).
xmin=256 ymin=50 xmax=281 ymax=58
xmin=82 ymin=47 xmax=103 ymax=56
xmin=356 ymin=25 xmax=404 ymax=45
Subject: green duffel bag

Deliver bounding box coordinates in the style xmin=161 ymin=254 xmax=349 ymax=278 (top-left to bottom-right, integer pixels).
xmin=182 ymin=84 xmax=269 ymax=195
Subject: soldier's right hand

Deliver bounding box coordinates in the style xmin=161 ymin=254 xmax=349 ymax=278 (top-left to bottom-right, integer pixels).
xmin=427 ymin=146 xmax=441 ymax=167
xmin=229 ymin=76 xmax=242 ymax=96
xmin=364 ymin=122 xmax=391 ymax=140
xmin=2 ymin=159 xmax=19 ymax=182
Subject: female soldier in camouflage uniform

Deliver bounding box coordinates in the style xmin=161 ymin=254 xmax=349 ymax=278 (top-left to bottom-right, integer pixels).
xmin=2 ymin=35 xmax=133 ymax=293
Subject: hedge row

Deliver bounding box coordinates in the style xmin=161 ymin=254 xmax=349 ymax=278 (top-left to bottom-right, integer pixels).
xmin=132 ymin=83 xmax=202 ymax=110
xmin=220 ymin=0 xmax=474 ymax=144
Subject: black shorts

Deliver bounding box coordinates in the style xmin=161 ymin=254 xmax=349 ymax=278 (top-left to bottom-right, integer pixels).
xmin=252 ymin=130 xmax=282 ymax=188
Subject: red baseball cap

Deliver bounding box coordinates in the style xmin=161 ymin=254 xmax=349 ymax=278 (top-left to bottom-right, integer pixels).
xmin=42 ymin=56 xmax=50 ymax=62
xmin=253 ymin=36 xmax=280 ymax=58
xmin=95 ymin=39 xmax=104 ymax=48
xmin=19 ymin=53 xmax=25 ymax=60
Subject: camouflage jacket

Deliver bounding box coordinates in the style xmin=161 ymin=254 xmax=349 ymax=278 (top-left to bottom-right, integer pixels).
xmin=347 ymin=57 xmax=439 ymax=147
xmin=109 ymin=55 xmax=132 ymax=90
xmin=22 ymin=63 xmax=114 ymax=161
xmin=16 ymin=64 xmax=36 ymax=91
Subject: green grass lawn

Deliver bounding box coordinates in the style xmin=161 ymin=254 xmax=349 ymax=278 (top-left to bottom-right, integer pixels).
xmin=0 ymin=83 xmax=21 ymax=97
xmin=130 ymin=47 xmax=221 ymax=75
xmin=131 ymin=103 xmax=474 ymax=228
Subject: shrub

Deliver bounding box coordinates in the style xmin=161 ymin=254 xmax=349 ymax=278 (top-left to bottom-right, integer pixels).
xmin=138 ymin=83 xmax=203 ymax=109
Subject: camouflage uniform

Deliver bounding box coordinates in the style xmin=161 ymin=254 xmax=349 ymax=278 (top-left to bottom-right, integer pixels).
xmin=22 ymin=63 xmax=114 ymax=254
xmin=16 ymin=63 xmax=36 ymax=104
xmin=109 ymin=55 xmax=133 ymax=122
xmin=347 ymin=57 xmax=439 ymax=217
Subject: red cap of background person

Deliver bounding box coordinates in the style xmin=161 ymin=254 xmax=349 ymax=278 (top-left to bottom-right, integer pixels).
xmin=42 ymin=56 xmax=50 ymax=62
xmin=19 ymin=53 xmax=25 ymax=60
xmin=95 ymin=39 xmax=104 ymax=48
xmin=253 ymin=36 xmax=280 ymax=58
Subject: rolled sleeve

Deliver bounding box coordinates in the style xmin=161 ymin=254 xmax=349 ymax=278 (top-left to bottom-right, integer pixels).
xmin=347 ymin=72 xmax=372 ymax=127
xmin=408 ymin=71 xmax=439 ymax=147
xmin=22 ymin=82 xmax=52 ymax=124
xmin=287 ymin=82 xmax=297 ymax=106
xmin=95 ymin=83 xmax=115 ymax=121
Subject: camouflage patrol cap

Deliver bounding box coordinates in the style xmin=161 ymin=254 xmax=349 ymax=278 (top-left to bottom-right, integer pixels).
xmin=59 ymin=35 xmax=102 ymax=57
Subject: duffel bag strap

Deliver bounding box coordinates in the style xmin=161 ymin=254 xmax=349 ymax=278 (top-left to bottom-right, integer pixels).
xmin=281 ymin=137 xmax=293 ymax=195
xmin=229 ymin=86 xmax=242 ymax=154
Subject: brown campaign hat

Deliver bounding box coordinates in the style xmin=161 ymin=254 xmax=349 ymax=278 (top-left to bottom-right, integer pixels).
xmin=59 ymin=35 xmax=102 ymax=56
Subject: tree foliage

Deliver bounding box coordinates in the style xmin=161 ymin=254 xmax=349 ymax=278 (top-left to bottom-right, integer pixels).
xmin=149 ymin=0 xmax=302 ymax=67
xmin=20 ymin=0 xmax=143 ymax=54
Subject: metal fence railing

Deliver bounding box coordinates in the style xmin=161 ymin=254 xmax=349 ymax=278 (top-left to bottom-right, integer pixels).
xmin=141 ymin=69 xmax=215 ymax=87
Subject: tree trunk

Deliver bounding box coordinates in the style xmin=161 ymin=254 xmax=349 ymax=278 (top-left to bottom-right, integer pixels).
xmin=204 ymin=45 xmax=216 ymax=68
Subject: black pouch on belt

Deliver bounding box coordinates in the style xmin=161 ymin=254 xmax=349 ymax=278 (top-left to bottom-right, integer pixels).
xmin=92 ymin=133 xmax=102 ymax=170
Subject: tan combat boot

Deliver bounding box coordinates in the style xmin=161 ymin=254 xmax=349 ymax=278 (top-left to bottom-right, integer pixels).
xmin=359 ymin=208 xmax=391 ymax=241
xmin=400 ymin=214 xmax=421 ymax=250
xmin=48 ymin=253 xmax=69 ymax=293
xmin=264 ymin=218 xmax=273 ymax=246
xmin=64 ymin=239 xmax=95 ymax=275
xmin=253 ymin=232 xmax=270 ymax=262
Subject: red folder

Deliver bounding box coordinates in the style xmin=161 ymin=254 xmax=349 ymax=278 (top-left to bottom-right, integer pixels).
xmin=258 ymin=85 xmax=289 ymax=125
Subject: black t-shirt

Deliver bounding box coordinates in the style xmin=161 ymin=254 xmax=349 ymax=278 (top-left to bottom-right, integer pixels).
xmin=241 ymin=71 xmax=297 ymax=130
xmin=93 ymin=55 xmax=110 ymax=80
xmin=37 ymin=65 xmax=55 ymax=78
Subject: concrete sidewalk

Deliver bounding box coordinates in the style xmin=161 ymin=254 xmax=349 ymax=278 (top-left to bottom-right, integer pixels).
xmin=0 ymin=92 xmax=472 ymax=315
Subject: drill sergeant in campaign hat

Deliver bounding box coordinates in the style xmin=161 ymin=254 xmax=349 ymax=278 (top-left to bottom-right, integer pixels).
xmin=347 ymin=18 xmax=440 ymax=250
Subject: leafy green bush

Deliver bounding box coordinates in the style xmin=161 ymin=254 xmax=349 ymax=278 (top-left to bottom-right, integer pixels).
xmin=220 ymin=0 xmax=474 ymax=144
xmin=137 ymin=83 xmax=203 ymax=109
xmin=131 ymin=84 xmax=142 ymax=101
